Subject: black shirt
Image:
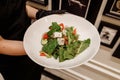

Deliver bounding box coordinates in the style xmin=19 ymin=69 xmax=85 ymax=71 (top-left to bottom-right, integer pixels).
xmin=0 ymin=0 xmax=31 ymax=64
xmin=0 ymin=0 xmax=31 ymax=40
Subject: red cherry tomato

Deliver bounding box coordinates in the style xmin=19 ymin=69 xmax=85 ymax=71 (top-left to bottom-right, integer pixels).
xmin=43 ymin=33 xmax=48 ymax=39
xmin=59 ymin=23 xmax=64 ymax=30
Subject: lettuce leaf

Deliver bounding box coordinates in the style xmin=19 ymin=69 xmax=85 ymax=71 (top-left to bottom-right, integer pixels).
xmin=42 ymin=39 xmax=58 ymax=56
xmin=77 ymin=38 xmax=90 ymax=54
xmin=66 ymin=27 xmax=78 ymax=44
xmin=47 ymin=22 xmax=61 ymax=36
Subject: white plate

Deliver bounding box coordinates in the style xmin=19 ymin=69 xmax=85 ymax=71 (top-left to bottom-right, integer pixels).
xmin=23 ymin=14 xmax=100 ymax=69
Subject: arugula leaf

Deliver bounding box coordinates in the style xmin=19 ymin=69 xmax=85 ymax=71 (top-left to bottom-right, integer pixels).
xmin=42 ymin=39 xmax=58 ymax=56
xmin=58 ymin=47 xmax=65 ymax=62
xmin=63 ymin=41 xmax=81 ymax=60
xmin=47 ymin=22 xmax=61 ymax=36
xmin=66 ymin=27 xmax=78 ymax=44
xmin=77 ymin=38 xmax=90 ymax=54
xmin=52 ymin=46 xmax=59 ymax=59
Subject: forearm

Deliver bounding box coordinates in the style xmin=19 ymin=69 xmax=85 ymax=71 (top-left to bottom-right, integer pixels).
xmin=26 ymin=5 xmax=38 ymax=19
xmin=0 ymin=37 xmax=26 ymax=56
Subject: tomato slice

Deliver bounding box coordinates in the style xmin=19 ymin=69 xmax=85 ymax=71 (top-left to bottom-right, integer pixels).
xmin=63 ymin=36 xmax=68 ymax=45
xmin=59 ymin=23 xmax=64 ymax=30
xmin=43 ymin=33 xmax=48 ymax=39
xmin=65 ymin=40 xmax=68 ymax=45
xmin=40 ymin=52 xmax=46 ymax=56
xmin=73 ymin=28 xmax=76 ymax=35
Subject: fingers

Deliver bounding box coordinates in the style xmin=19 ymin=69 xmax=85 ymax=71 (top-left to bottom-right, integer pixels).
xmin=48 ymin=10 xmax=66 ymax=14
xmin=52 ymin=10 xmax=66 ymax=14
xmin=36 ymin=9 xmax=67 ymax=19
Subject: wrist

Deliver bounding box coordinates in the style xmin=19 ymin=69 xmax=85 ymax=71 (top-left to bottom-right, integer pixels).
xmin=36 ymin=10 xmax=45 ymax=19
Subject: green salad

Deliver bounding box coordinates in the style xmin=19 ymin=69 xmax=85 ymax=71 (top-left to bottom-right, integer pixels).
xmin=40 ymin=22 xmax=90 ymax=62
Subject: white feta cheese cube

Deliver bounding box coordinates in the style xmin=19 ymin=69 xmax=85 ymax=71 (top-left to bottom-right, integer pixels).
xmin=57 ymin=38 xmax=65 ymax=45
xmin=53 ymin=32 xmax=62 ymax=38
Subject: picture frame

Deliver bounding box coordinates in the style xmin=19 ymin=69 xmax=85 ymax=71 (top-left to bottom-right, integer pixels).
xmin=112 ymin=43 xmax=120 ymax=59
xmin=98 ymin=21 xmax=120 ymax=48
xmin=103 ymin=0 xmax=120 ymax=20
xmin=30 ymin=0 xmax=48 ymax=6
xmin=51 ymin=0 xmax=60 ymax=10
xmin=60 ymin=0 xmax=104 ymax=24
xmin=61 ymin=0 xmax=91 ymax=18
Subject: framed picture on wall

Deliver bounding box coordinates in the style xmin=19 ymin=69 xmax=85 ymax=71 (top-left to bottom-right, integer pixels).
xmin=61 ymin=0 xmax=91 ymax=18
xmin=103 ymin=0 xmax=120 ymax=20
xmin=60 ymin=0 xmax=104 ymax=24
xmin=98 ymin=21 xmax=120 ymax=48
